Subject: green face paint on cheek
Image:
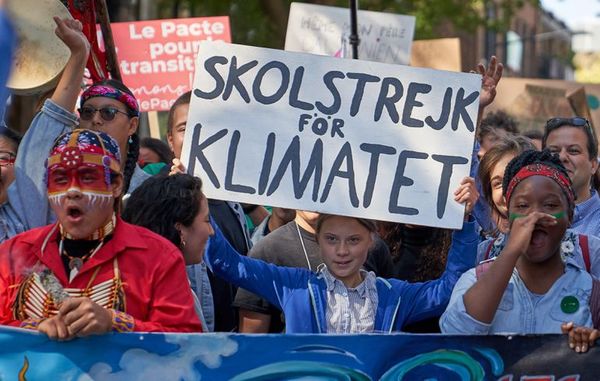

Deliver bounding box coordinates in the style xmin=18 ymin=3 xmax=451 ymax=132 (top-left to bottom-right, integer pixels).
xmin=509 ymin=213 xmax=526 ymax=222
xmin=509 ymin=211 xmax=566 ymax=222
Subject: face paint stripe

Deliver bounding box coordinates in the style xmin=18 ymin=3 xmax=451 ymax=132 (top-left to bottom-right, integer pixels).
xmin=509 ymin=213 xmax=525 ymax=222
xmin=509 ymin=211 xmax=566 ymax=222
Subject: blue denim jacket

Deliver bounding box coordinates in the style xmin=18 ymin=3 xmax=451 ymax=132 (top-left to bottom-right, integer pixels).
xmin=0 ymin=100 xmax=75 ymax=243
xmin=571 ymin=190 xmax=600 ymax=238
xmin=187 ymin=261 xmax=215 ymax=332
xmin=440 ymin=262 xmax=593 ymax=334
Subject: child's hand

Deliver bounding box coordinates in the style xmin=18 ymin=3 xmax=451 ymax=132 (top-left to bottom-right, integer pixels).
xmin=169 ymin=158 xmax=187 ymax=176
xmin=562 ymin=322 xmax=600 ymax=353
xmin=454 ymin=176 xmax=479 ymax=217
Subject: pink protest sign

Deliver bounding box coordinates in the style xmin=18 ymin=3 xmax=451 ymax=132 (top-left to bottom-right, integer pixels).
xmin=109 ymin=17 xmax=231 ymax=112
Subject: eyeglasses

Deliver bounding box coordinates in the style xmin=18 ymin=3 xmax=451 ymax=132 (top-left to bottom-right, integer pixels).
xmin=0 ymin=151 xmax=16 ymax=167
xmin=545 ymin=117 xmax=597 ymax=145
xmin=78 ymin=106 xmax=130 ymax=122
xmin=545 ymin=117 xmax=591 ymax=130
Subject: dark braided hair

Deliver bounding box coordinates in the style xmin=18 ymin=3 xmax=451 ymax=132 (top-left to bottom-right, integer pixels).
xmin=122 ymin=174 xmax=205 ymax=247
xmin=502 ymin=149 xmax=575 ymax=219
xmin=94 ymin=79 xmax=140 ymax=194
xmin=122 ymin=133 xmax=139 ymax=194
xmin=502 ymin=149 xmax=570 ymax=198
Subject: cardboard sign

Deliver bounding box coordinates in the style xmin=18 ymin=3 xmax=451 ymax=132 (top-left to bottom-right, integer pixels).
xmin=486 ymin=78 xmax=600 ymax=137
xmin=182 ymin=42 xmax=481 ymax=228
xmin=507 ymin=84 xmax=574 ymax=133
xmin=109 ymin=17 xmax=231 ymax=112
xmin=567 ymin=87 xmax=593 ymax=123
xmin=284 ymin=2 xmax=415 ymax=65
xmin=410 ymin=38 xmax=462 ymax=72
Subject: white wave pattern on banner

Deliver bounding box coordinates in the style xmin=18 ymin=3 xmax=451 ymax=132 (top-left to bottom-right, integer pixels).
xmin=78 ymin=334 xmax=239 ymax=381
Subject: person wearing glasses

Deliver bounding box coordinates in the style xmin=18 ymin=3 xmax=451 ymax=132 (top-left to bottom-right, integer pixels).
xmin=0 ymin=126 xmax=21 ymax=241
xmin=543 ymin=117 xmax=600 ymax=238
xmin=3 ymin=17 xmax=150 ymax=238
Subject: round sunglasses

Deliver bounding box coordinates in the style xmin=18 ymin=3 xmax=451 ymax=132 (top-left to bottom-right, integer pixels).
xmin=78 ymin=106 xmax=130 ymax=122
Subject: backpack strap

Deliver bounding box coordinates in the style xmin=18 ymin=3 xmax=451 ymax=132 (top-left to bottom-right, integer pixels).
xmin=579 ymin=234 xmax=590 ymax=272
xmin=591 ymin=278 xmax=600 ymax=329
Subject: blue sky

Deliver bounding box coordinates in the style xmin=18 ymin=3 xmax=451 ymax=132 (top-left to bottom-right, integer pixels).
xmin=541 ymin=0 xmax=600 ymax=27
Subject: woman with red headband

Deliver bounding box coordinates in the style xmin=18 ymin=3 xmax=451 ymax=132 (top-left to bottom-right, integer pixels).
xmin=441 ymin=150 xmax=600 ymax=341
xmin=0 ymin=128 xmax=201 ymax=337
xmin=1 ymin=17 xmax=149 ymax=241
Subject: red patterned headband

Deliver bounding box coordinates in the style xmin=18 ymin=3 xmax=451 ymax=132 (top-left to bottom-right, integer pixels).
xmin=505 ymin=163 xmax=574 ymax=207
xmin=80 ymin=85 xmax=140 ymax=117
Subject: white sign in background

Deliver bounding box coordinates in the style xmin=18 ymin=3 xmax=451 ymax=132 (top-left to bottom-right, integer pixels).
xmin=182 ymin=41 xmax=480 ymax=228
xmin=284 ymin=2 xmax=415 ymax=65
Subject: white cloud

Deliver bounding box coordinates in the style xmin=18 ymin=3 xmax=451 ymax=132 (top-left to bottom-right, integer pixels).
xmin=77 ymin=334 xmax=238 ymax=381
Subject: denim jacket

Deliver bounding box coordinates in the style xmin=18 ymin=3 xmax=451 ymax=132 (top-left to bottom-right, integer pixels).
xmin=0 ymin=99 xmax=75 ymax=243
xmin=440 ymin=262 xmax=593 ymax=334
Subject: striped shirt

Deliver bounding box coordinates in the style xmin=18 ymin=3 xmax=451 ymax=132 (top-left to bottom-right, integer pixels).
xmin=321 ymin=266 xmax=378 ymax=333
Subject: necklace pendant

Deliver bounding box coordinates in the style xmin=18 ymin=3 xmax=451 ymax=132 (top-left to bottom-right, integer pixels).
xmin=69 ymin=257 xmax=84 ymax=271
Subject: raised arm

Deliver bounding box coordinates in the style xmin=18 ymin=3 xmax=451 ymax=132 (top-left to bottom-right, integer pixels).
xmin=462 ymin=212 xmax=557 ymax=323
xmin=7 ymin=18 xmax=89 ymax=230
xmin=51 ymin=17 xmax=90 ymax=111
xmin=204 ymin=219 xmax=309 ymax=310
xmin=396 ymin=217 xmax=479 ymax=327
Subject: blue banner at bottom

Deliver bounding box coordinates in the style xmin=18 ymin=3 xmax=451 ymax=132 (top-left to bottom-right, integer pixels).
xmin=0 ymin=326 xmax=595 ymax=380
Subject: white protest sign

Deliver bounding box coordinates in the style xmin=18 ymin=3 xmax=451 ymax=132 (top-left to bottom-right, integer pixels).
xmin=284 ymin=2 xmax=415 ymax=65
xmin=182 ymin=41 xmax=480 ymax=228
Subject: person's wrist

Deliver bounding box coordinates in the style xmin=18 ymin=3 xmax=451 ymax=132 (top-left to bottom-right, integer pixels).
xmin=20 ymin=318 xmax=44 ymax=330
xmin=110 ymin=310 xmax=135 ymax=332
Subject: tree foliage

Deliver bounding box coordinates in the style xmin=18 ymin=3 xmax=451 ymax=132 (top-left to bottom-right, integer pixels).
xmin=155 ymin=0 xmax=539 ymax=48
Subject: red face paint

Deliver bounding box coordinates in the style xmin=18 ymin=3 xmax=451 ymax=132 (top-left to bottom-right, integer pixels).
xmin=47 ymin=166 xmax=111 ymax=195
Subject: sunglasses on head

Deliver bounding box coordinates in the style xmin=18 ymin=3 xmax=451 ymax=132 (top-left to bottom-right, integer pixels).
xmin=78 ymin=106 xmax=130 ymax=122
xmin=545 ymin=117 xmax=591 ymax=130
xmin=0 ymin=151 xmax=16 ymax=167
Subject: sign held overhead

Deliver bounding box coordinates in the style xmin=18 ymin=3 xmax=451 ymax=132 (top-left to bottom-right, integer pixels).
xmin=182 ymin=41 xmax=480 ymax=228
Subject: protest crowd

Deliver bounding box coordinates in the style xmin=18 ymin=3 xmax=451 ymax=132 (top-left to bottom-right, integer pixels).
xmin=1 ymin=0 xmax=600 ymax=368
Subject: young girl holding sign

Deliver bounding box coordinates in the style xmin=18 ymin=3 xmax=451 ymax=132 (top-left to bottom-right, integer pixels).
xmin=441 ymin=150 xmax=600 ymax=343
xmin=204 ymin=178 xmax=479 ymax=333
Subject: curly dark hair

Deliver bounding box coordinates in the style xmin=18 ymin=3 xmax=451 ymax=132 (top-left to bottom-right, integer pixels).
xmin=122 ymin=174 xmax=205 ymax=247
xmin=478 ymin=110 xmax=519 ymax=141
xmin=502 ymin=149 xmax=574 ymax=216
xmin=378 ymin=222 xmax=452 ymax=282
